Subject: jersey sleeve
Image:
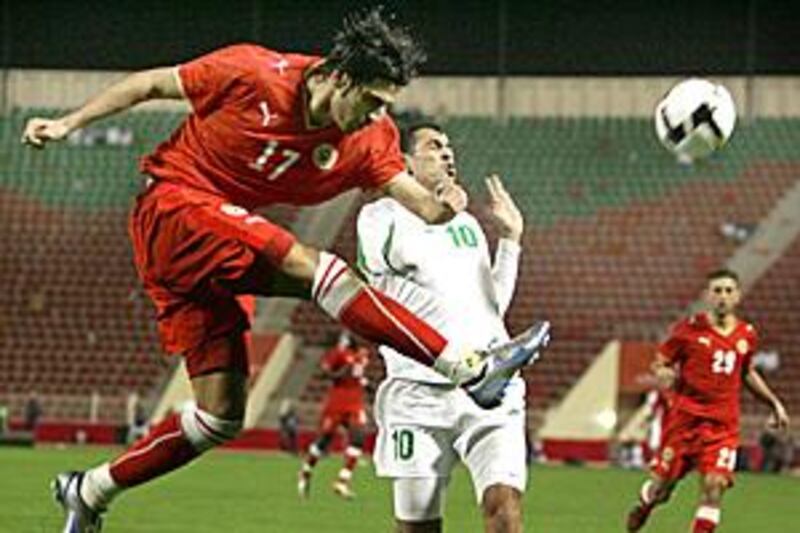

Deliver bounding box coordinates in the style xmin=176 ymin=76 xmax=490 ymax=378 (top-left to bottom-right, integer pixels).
xmin=355 ymin=119 xmax=406 ymax=190
xmin=658 ymin=321 xmax=687 ymax=363
xmin=178 ymin=44 xmax=255 ymax=116
xmin=492 ymin=238 xmax=521 ymax=316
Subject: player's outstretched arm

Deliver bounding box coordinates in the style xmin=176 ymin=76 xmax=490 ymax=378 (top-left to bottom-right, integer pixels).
xmin=380 ymin=171 xmax=467 ymax=224
xmin=486 ymin=174 xmax=524 ymax=314
xmin=744 ymin=366 xmax=790 ymax=430
xmin=21 ymin=67 xmax=184 ymax=149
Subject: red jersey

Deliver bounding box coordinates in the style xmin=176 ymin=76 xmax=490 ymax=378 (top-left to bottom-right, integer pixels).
xmin=659 ymin=313 xmax=757 ymax=427
xmin=141 ymin=44 xmax=405 ymax=210
xmin=321 ymin=346 xmax=368 ymax=408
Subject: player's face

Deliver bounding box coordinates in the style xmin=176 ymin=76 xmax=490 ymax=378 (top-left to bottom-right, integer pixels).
xmin=705 ymin=276 xmax=741 ymax=316
xmin=330 ymin=77 xmax=401 ymax=132
xmin=409 ymin=128 xmax=457 ymax=192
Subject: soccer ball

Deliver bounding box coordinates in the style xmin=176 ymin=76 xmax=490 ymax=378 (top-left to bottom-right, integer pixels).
xmin=654 ymin=78 xmax=736 ymax=163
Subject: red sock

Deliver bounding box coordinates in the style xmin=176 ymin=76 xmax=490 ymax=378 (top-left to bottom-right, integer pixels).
xmin=337 ymin=446 xmax=361 ymax=484
xmin=300 ymin=442 xmax=323 ymax=479
xmin=312 ymin=252 xmax=447 ymax=366
xmin=340 ymin=289 xmax=446 ymax=365
xmin=342 ymin=446 xmax=360 ymax=474
xmin=692 ymin=506 xmax=720 ymax=532
xmin=109 ymin=414 xmax=200 ymax=488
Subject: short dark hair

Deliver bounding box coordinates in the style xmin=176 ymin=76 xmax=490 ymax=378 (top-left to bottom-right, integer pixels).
xmin=325 ymin=6 xmax=426 ymax=86
xmin=400 ymin=121 xmax=443 ymax=154
xmin=707 ymin=268 xmax=740 ymax=285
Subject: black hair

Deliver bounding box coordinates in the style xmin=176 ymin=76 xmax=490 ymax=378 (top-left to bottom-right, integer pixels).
xmin=707 ymin=268 xmax=740 ymax=285
xmin=400 ymin=121 xmax=443 ymax=154
xmin=325 ymin=6 xmax=426 ymax=86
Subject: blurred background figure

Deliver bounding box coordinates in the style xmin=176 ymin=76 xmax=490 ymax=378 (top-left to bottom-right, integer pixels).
xmin=23 ymin=391 xmax=43 ymax=432
xmin=298 ymin=331 xmax=369 ymax=500
xmin=279 ymin=399 xmax=300 ymax=454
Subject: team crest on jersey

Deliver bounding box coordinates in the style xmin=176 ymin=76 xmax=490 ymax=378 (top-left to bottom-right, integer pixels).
xmin=313 ymin=143 xmax=338 ymax=170
xmin=736 ymin=339 xmax=749 ymax=355
xmin=698 ymin=337 xmax=711 ymax=347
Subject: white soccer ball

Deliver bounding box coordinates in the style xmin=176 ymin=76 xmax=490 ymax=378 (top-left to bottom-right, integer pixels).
xmin=654 ymin=78 xmax=736 ymax=163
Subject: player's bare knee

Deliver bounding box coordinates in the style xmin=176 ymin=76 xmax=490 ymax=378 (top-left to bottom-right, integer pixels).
xmin=315 ymin=432 xmax=334 ymax=452
xmin=652 ymin=482 xmax=675 ymax=504
xmin=192 ymin=369 xmax=248 ymax=419
xmin=349 ymin=427 xmax=365 ymax=449
xmin=701 ymin=475 xmax=728 ymax=503
xmin=482 ymin=485 xmax=522 ymax=530
xmin=280 ymin=242 xmax=320 ymax=280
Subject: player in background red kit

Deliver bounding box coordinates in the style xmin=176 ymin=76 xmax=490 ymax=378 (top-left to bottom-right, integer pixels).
xmin=298 ymin=332 xmax=369 ymax=500
xmin=626 ymin=269 xmax=789 ymax=533
xmin=22 ymin=7 xmax=549 ymax=532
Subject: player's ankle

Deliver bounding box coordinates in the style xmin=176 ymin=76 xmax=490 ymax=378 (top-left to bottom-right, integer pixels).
xmin=433 ymin=344 xmax=483 ymax=384
xmin=80 ymin=464 xmax=120 ymax=511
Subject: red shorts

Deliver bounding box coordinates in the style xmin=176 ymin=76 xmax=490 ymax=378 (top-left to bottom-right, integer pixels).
xmin=651 ymin=410 xmax=739 ymax=486
xmin=320 ymin=403 xmax=367 ymax=434
xmin=129 ymin=181 xmax=302 ymax=377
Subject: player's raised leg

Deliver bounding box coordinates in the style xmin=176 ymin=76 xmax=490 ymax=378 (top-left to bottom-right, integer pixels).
xmin=280 ymin=242 xmax=550 ymax=404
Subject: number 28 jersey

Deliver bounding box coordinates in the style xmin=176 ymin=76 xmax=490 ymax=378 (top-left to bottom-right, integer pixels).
xmin=659 ymin=313 xmax=757 ymax=427
xmin=140 ymin=44 xmax=405 ymax=210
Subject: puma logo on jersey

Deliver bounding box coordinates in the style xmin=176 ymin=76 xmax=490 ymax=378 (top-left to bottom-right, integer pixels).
xmin=698 ymin=337 xmax=711 ymax=346
xmin=273 ymin=57 xmax=289 ymax=75
xmin=259 ymin=101 xmax=278 ymax=127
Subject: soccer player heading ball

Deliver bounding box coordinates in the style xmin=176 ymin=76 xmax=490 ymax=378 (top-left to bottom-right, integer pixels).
xmin=626 ymin=269 xmax=789 ymax=532
xmin=21 ymin=7 xmax=550 ymax=532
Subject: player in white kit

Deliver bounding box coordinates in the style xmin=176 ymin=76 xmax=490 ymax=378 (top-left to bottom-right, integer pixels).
xmin=358 ymin=123 xmax=549 ymax=533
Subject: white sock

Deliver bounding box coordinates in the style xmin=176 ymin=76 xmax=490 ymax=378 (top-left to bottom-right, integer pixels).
xmin=433 ymin=343 xmax=483 ymax=384
xmin=80 ymin=463 xmax=121 ymax=511
xmin=640 ymin=480 xmax=654 ymax=505
xmin=695 ymin=505 xmax=721 ymax=525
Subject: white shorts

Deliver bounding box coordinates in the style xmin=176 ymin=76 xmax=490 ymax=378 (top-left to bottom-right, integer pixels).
xmin=373 ymin=377 xmax=528 ymax=509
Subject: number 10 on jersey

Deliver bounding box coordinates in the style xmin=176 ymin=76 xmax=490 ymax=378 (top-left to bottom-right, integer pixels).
xmin=392 ymin=429 xmax=414 ymax=461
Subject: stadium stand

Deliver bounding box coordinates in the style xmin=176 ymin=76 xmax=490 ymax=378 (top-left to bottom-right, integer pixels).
xmin=2 ymin=110 xmax=798 ymax=440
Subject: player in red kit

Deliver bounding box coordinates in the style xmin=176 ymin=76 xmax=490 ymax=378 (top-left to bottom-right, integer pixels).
xmin=626 ymin=269 xmax=789 ymax=533
xmin=299 ymin=332 xmax=369 ymax=500
xmin=22 ymin=8 xmax=549 ymax=532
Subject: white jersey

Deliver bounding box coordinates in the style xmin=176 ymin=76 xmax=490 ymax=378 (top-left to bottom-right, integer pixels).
xmin=356 ymin=197 xmax=521 ymax=384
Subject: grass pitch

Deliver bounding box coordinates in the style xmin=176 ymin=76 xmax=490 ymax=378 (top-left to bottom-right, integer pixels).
xmin=1 ymin=446 xmax=797 ymax=532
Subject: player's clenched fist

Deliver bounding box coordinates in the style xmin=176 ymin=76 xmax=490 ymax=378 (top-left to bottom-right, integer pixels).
xmin=21 ymin=117 xmax=72 ymax=148
xmin=437 ymin=182 xmax=468 ymax=213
